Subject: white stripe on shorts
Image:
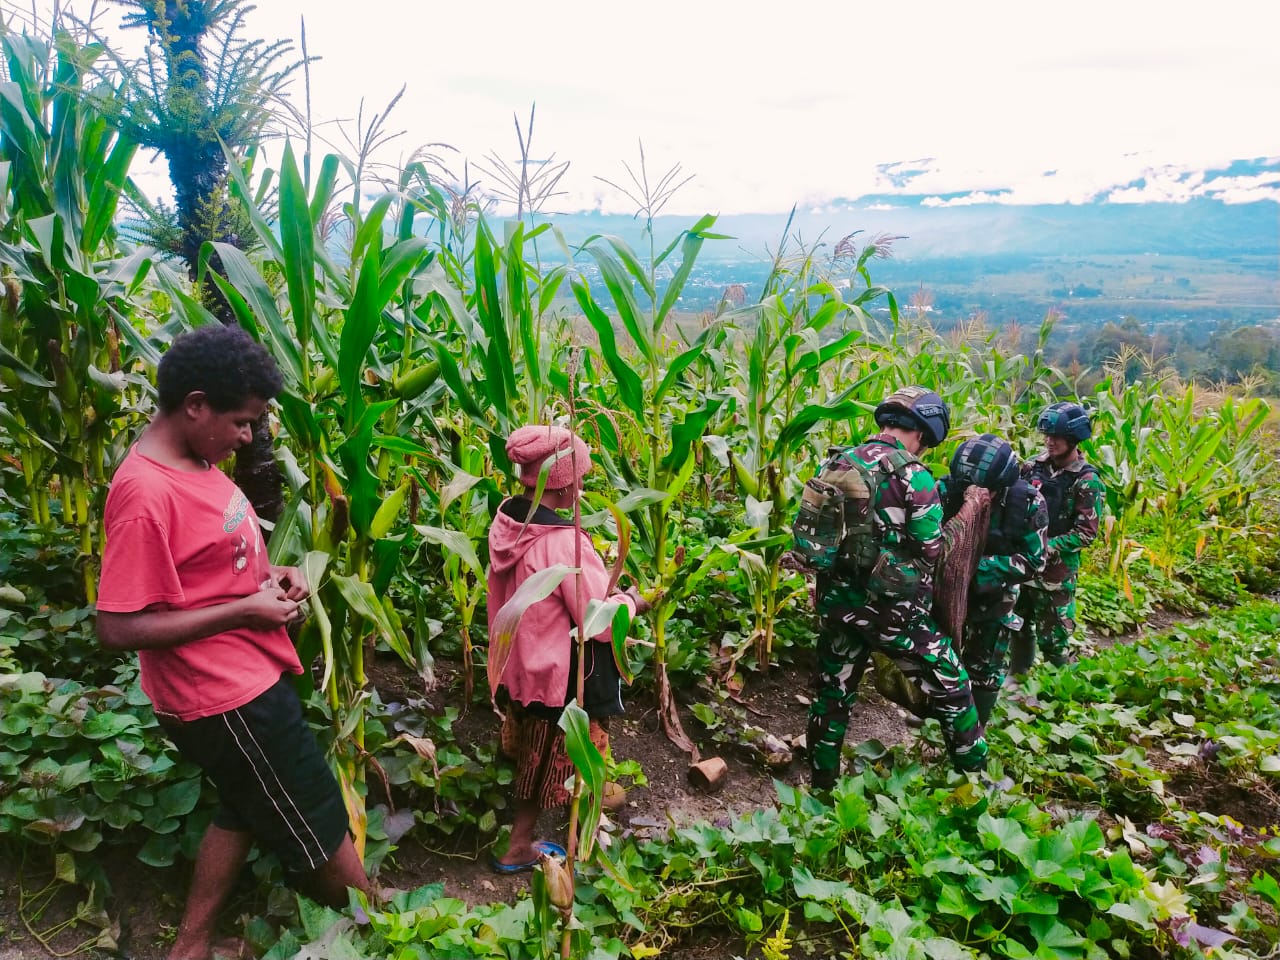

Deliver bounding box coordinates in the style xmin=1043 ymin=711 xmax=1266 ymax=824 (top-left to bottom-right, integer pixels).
xmin=222 ymin=708 xmax=328 ymax=870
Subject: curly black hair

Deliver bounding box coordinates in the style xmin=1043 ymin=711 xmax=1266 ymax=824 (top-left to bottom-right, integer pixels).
xmin=156 ymin=324 xmax=284 ymax=412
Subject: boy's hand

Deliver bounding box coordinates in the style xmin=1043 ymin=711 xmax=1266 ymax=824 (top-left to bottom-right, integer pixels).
xmin=239 ymin=584 xmax=302 ymax=629
xmin=269 ymin=565 xmax=311 ymax=601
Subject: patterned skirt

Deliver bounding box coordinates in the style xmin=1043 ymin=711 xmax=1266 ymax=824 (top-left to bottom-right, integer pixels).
xmin=501 ymin=705 xmax=610 ymax=809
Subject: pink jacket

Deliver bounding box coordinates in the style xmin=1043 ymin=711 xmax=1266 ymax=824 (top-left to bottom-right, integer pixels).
xmin=487 ymin=499 xmax=635 ymax=708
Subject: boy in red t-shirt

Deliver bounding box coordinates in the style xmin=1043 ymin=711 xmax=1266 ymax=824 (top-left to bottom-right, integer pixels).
xmin=97 ymin=325 xmax=367 ymax=960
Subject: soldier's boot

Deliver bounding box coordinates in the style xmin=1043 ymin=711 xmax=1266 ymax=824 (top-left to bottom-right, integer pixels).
xmin=806 ymin=714 xmax=840 ymax=792
xmin=1008 ymin=631 xmax=1036 ymax=676
xmin=810 ymin=765 xmax=838 ymax=793
xmin=972 ymin=688 xmax=1000 ymax=726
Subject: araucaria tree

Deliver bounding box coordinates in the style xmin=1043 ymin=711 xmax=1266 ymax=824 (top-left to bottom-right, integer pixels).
xmin=103 ymin=0 xmax=300 ymax=520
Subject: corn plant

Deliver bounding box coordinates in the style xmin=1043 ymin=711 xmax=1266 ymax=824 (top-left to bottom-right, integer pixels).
xmin=569 ymin=215 xmax=735 ymax=752
xmin=0 ymin=29 xmax=150 ymax=603
xmin=412 ymin=428 xmax=495 ymax=704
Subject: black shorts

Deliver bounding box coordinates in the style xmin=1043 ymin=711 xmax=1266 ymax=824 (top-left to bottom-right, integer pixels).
xmin=159 ymin=674 xmax=349 ymax=874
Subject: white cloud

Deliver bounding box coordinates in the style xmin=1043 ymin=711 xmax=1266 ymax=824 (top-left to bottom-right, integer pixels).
xmin=15 ymin=0 xmax=1280 ymax=213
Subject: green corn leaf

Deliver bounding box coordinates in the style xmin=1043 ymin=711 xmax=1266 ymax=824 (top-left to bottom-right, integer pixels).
xmin=660 ymin=399 xmax=723 ymax=475
xmin=331 ymin=573 xmax=410 ymax=661
xmin=500 ymin=224 xmax=541 ymax=393
xmin=208 ymin=242 xmax=305 ymax=386
xmin=654 ymin=337 xmax=711 ymax=406
xmin=582 ymin=244 xmax=652 ymax=363
xmin=656 ymin=215 xmax=719 ymax=324
xmin=221 ymin=140 xmax=285 ymax=262
xmin=371 ymin=435 xmax=436 ymax=459
xmin=581 ymin=234 xmax=655 ymax=300
xmin=309 ymin=153 xmax=341 ymax=225
xmin=665 ymin=449 xmax=701 ymax=503
xmin=351 ymin=193 xmax=396 ymax=267
xmin=580 ymin=488 xmax=669 ymax=527
xmin=265 ymin=493 xmax=315 ymax=568
xmin=277 ymin=142 xmax=316 ymax=349
xmin=574 ymin=278 xmax=646 ymax=420
xmin=338 ymin=240 xmax=382 ymax=427
xmin=378 ymin=237 xmax=432 ymax=311
xmin=0 ymin=342 xmax=53 ymax=388
xmin=414 ymin=524 xmax=483 ymax=576
xmin=370 ymin=480 xmax=410 ymax=540
xmin=773 ymin=398 xmax=877 ymax=459
xmin=82 ymin=134 xmax=135 ymax=254
xmin=560 ymin=699 xmax=605 ymax=859
xmin=431 ymin=342 xmax=488 ymax=424
xmin=488 ymin=564 xmax=575 ymax=697
xmin=335 ymin=399 xmax=396 ymax=538
xmin=537 ymin=265 xmax=569 ymax=315
xmin=581 ymin=596 xmax=629 ymax=644
xmin=473 ymin=222 xmax=514 ymax=417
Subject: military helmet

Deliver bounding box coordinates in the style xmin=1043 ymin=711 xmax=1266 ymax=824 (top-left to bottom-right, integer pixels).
xmin=874 ymin=385 xmax=951 ymax=448
xmin=1037 ymin=401 xmax=1092 ymax=442
xmin=950 ymin=434 xmax=1019 ymax=489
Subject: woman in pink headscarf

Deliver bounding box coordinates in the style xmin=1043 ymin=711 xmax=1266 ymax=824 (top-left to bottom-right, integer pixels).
xmin=486 ymin=424 xmax=648 ymax=872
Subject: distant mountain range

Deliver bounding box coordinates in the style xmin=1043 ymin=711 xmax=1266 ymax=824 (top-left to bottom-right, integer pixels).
xmin=546 ymin=156 xmax=1279 ymax=262
xmin=538 ymin=157 xmax=1278 ymax=323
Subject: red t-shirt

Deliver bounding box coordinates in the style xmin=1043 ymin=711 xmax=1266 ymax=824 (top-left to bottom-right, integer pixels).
xmin=97 ymin=447 xmax=302 ymax=720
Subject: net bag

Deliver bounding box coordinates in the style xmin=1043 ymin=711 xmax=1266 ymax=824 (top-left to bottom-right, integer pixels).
xmin=934 ymin=484 xmax=991 ymax=653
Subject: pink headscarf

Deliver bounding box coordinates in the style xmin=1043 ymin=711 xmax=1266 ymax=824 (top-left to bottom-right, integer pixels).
xmin=505 ymin=425 xmax=591 ymax=490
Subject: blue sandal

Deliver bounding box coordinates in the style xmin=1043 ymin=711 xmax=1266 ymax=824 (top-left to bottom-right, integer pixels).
xmin=490 ymin=839 xmax=567 ymax=874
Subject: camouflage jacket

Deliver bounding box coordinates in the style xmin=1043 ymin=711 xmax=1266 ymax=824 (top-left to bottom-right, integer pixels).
xmin=1021 ymin=452 xmax=1106 ymax=581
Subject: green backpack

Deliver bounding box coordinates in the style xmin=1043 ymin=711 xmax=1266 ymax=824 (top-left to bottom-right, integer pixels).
xmin=793 ymin=446 xmax=918 ymax=574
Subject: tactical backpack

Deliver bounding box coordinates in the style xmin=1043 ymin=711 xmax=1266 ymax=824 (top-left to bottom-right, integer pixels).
xmin=984 ymin=478 xmax=1042 ymax=557
xmin=793 ymin=446 xmax=918 ymax=574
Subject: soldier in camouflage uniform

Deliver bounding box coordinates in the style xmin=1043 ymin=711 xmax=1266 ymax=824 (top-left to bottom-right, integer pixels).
xmin=804 ymin=387 xmax=988 ymax=789
xmin=941 ymin=435 xmax=1048 ymax=724
xmin=1011 ymin=402 xmax=1107 ymax=671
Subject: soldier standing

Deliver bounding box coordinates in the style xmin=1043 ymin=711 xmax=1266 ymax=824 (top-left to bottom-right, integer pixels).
xmin=942 ymin=435 xmax=1048 ymax=723
xmin=797 ymin=386 xmax=988 ymax=789
xmin=1011 ymin=402 xmax=1106 ymax=671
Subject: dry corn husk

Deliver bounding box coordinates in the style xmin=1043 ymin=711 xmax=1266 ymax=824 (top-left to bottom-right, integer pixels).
xmin=541 ymin=854 xmax=574 ymax=910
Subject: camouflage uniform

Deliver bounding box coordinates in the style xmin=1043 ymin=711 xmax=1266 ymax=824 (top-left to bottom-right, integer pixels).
xmin=1012 ymin=453 xmax=1105 ymax=668
xmin=942 ymin=478 xmax=1048 ymax=722
xmin=807 ymin=434 xmax=988 ymax=787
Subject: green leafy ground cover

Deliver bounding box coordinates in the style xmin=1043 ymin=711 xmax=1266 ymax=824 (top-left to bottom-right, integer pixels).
xmin=10 ymin=598 xmax=1275 ymax=958
xmin=254 ymin=602 xmax=1279 ymax=959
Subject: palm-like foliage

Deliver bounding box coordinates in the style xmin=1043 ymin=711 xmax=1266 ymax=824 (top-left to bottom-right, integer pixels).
xmin=101 ymin=0 xmax=299 ymax=267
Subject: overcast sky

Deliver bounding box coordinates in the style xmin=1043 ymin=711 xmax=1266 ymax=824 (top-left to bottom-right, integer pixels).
xmin=10 ymin=0 xmax=1280 ymax=214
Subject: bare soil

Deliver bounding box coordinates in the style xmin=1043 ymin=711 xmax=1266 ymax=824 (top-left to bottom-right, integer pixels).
xmin=363 ymin=648 xmax=915 ymax=912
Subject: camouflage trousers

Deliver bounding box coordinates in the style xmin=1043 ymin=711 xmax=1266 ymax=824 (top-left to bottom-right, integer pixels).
xmin=963 ymin=589 xmax=1021 ymax=694
xmin=807 ymin=592 xmax=988 ymax=788
xmin=1012 ymin=580 xmax=1076 ymax=670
